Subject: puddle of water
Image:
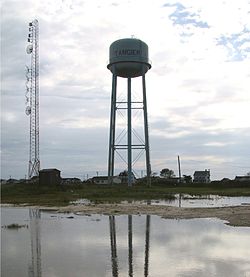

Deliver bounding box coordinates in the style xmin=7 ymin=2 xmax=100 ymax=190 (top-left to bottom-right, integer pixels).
xmin=71 ymin=195 xmax=250 ymax=208
xmin=148 ymin=194 xmax=250 ymax=208
xmin=1 ymin=207 xmax=250 ymax=277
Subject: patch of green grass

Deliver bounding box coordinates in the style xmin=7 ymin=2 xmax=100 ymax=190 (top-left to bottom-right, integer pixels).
xmin=1 ymin=180 xmax=250 ymax=206
xmin=3 ymin=223 xmax=28 ymax=229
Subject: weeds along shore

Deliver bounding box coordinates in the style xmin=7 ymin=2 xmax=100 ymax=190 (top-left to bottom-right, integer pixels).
xmin=1 ymin=179 xmax=250 ymax=206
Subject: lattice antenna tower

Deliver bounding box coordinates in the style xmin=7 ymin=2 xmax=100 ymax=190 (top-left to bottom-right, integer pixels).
xmin=25 ymin=19 xmax=40 ymax=179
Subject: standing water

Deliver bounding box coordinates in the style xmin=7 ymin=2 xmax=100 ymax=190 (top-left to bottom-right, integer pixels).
xmin=1 ymin=207 xmax=250 ymax=277
xmin=72 ymin=195 xmax=250 ymax=208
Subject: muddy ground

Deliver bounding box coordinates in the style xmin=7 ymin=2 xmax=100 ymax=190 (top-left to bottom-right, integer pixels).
xmin=50 ymin=203 xmax=250 ymax=227
xmin=2 ymin=203 xmax=250 ymax=227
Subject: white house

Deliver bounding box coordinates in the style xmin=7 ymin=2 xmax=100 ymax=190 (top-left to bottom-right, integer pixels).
xmin=235 ymin=175 xmax=250 ymax=182
xmin=193 ymin=169 xmax=210 ymax=183
xmin=92 ymin=176 xmax=122 ymax=185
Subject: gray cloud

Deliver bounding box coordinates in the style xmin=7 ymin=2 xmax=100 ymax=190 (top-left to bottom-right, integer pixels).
xmin=149 ymin=118 xmax=250 ymax=178
xmin=1 ymin=0 xmax=249 ymax=180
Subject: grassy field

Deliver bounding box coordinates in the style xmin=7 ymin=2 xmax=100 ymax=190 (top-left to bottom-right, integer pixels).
xmin=1 ymin=179 xmax=250 ymax=206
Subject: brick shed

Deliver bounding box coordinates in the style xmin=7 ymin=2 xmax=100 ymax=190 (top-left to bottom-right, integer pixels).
xmin=39 ymin=168 xmax=61 ymax=186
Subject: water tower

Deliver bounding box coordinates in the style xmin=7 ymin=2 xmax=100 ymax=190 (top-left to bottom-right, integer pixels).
xmin=107 ymin=38 xmax=151 ymax=186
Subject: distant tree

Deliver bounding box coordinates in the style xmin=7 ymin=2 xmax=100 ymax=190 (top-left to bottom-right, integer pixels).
xmin=160 ymin=168 xmax=175 ymax=178
xmin=119 ymin=170 xmax=128 ymax=176
xmin=247 ymin=172 xmax=250 ymax=176
xmin=119 ymin=170 xmax=135 ymax=183
xmin=183 ymin=175 xmax=192 ymax=183
xmin=152 ymin=172 xmax=158 ymax=177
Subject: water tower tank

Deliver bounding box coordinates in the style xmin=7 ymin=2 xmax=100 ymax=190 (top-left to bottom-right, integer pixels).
xmin=107 ymin=38 xmax=151 ymax=78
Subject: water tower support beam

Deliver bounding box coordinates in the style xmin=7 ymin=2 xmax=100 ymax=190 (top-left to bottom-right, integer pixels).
xmin=128 ymin=215 xmax=133 ymax=276
xmin=108 ymin=72 xmax=117 ymax=183
xmin=144 ymin=214 xmax=151 ymax=276
xmin=142 ymin=75 xmax=151 ymax=186
xmin=127 ymin=78 xmax=132 ymax=186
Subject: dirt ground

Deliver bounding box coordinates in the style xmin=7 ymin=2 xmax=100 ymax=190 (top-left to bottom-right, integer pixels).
xmin=49 ymin=203 xmax=250 ymax=227
xmin=3 ymin=203 xmax=250 ymax=227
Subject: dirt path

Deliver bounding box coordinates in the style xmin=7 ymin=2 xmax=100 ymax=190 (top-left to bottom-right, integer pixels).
xmin=53 ymin=203 xmax=250 ymax=227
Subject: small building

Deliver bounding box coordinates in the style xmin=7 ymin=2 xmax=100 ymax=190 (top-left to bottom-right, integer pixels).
xmin=221 ymin=178 xmax=231 ymax=182
xmin=165 ymin=177 xmax=181 ymax=183
xmin=39 ymin=168 xmax=61 ymax=186
xmin=61 ymin=178 xmax=81 ymax=185
xmin=6 ymin=178 xmax=19 ymax=184
xmin=193 ymin=169 xmax=210 ymax=183
xmin=92 ymin=176 xmax=122 ymax=185
xmin=235 ymin=175 xmax=250 ymax=182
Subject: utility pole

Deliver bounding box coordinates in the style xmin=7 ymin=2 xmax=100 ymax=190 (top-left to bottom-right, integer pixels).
xmin=178 ymin=155 xmax=182 ymax=183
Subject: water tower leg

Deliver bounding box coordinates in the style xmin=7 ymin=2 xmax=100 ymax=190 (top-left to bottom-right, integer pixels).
xmin=128 ymin=215 xmax=133 ymax=276
xmin=108 ymin=73 xmax=117 ymax=184
xmin=142 ymin=75 xmax=151 ymax=186
xmin=127 ymin=78 xmax=132 ymax=186
xmin=144 ymin=215 xmax=151 ymax=276
xmin=109 ymin=215 xmax=118 ymax=276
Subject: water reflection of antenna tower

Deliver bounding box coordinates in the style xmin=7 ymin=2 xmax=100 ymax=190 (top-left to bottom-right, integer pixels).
xmin=109 ymin=215 xmax=151 ymax=277
xmin=29 ymin=209 xmax=42 ymax=277
xmin=25 ymin=19 xmax=40 ymax=178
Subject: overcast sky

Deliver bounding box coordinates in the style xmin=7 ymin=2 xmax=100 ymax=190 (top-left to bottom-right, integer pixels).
xmin=1 ymin=0 xmax=250 ymax=180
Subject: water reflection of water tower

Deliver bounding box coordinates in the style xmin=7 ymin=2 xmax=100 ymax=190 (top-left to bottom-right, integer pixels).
xmin=107 ymin=38 xmax=152 ymax=186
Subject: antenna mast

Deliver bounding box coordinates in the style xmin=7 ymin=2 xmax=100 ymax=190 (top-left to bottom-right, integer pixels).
xmin=25 ymin=19 xmax=40 ymax=179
